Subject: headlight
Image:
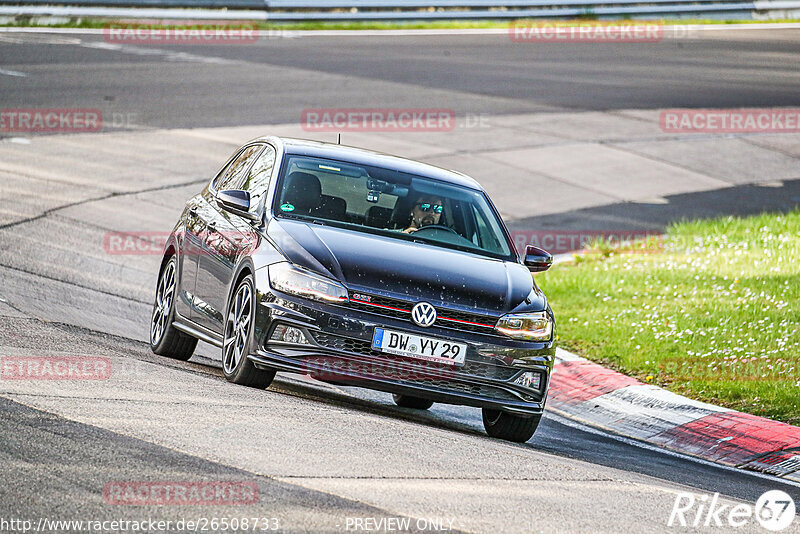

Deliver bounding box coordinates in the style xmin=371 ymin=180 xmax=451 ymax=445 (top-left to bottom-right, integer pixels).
xmin=495 ymin=311 xmax=552 ymax=341
xmin=268 ymin=262 xmax=347 ymax=303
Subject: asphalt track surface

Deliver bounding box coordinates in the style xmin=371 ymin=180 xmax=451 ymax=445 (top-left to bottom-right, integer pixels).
xmin=0 ymin=28 xmax=799 ymax=533
xmin=1 ymin=28 xmax=800 ymax=127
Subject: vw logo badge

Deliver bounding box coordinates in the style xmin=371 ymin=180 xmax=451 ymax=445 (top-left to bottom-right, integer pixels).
xmin=411 ymin=302 xmax=437 ymax=327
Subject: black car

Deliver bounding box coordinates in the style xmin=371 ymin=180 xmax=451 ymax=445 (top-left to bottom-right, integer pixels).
xmin=150 ymin=137 xmax=555 ymax=442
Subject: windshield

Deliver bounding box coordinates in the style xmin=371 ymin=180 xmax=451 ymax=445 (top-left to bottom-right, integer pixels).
xmin=273 ymin=155 xmax=513 ymax=259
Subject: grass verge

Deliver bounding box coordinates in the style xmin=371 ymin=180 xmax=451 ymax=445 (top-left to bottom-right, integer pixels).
xmin=2 ymin=18 xmax=800 ymax=30
xmin=537 ymin=211 xmax=800 ymax=425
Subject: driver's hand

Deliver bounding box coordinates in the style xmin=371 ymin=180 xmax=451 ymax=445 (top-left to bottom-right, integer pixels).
xmin=403 ymin=227 xmax=418 ymax=234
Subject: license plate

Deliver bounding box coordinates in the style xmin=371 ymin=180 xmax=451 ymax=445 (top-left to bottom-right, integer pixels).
xmin=371 ymin=328 xmax=467 ymax=365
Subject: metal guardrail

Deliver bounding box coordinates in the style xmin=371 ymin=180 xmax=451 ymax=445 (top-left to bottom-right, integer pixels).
xmin=267 ymin=0 xmax=755 ymax=5
xmin=0 ymin=0 xmax=797 ymax=20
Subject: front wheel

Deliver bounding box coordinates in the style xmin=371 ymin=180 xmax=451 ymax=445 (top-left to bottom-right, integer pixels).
xmin=482 ymin=408 xmax=541 ymax=443
xmin=222 ymin=274 xmax=275 ymax=389
xmin=151 ymin=257 xmax=197 ymax=360
xmin=392 ymin=394 xmax=434 ymax=410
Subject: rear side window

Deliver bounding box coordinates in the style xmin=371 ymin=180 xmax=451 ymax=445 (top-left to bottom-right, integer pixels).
xmin=214 ymin=145 xmax=263 ymax=191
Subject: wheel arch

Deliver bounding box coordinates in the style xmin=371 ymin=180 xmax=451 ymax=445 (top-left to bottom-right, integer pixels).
xmin=224 ymin=259 xmax=258 ymax=321
xmin=230 ymin=259 xmax=256 ymax=297
xmin=159 ymin=243 xmax=177 ymax=272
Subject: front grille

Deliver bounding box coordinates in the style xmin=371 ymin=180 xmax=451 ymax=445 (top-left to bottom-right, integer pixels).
xmin=347 ymin=296 xmax=410 ymax=321
xmin=346 ymin=292 xmax=498 ymax=334
xmin=415 ymin=380 xmax=519 ymax=401
xmin=312 ymin=333 xmax=385 ymax=358
xmin=437 ymin=310 xmax=496 ymax=333
xmin=311 ymin=333 xmax=519 ymax=381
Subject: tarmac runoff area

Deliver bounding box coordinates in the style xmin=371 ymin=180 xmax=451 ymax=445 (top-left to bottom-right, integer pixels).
xmin=0 ymin=111 xmax=799 ymax=532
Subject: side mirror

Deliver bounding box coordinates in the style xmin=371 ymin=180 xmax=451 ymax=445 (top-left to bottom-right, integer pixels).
xmin=524 ymin=245 xmax=552 ymax=272
xmin=216 ymin=189 xmax=258 ymax=221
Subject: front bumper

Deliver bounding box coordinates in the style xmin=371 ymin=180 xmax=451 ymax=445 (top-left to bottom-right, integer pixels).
xmin=251 ymin=275 xmax=554 ymax=416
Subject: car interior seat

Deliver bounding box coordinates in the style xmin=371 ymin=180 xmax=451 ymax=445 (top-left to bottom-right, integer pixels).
xmin=282 ymin=171 xmax=322 ymax=214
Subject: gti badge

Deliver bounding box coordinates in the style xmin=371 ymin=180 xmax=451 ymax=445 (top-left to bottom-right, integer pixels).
xmin=411 ymin=302 xmax=437 ymax=327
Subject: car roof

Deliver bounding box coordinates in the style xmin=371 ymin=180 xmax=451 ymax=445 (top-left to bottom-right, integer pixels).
xmin=253 ymin=136 xmax=483 ymax=191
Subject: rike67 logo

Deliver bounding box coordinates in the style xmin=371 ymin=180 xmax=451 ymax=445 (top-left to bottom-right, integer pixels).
xmin=668 ymin=490 xmax=796 ymax=531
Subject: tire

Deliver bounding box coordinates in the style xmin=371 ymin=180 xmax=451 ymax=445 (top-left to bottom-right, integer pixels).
xmin=150 ymin=256 xmax=197 ymax=360
xmin=392 ymin=394 xmax=434 ymax=410
xmin=482 ymin=408 xmax=541 ymax=443
xmin=222 ymin=274 xmax=276 ymax=389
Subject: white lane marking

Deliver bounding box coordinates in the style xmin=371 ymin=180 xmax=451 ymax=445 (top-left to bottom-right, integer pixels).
xmin=546 ymin=410 xmax=800 ymax=489
xmin=0 ymin=68 xmax=27 ymax=77
xmin=0 ymin=34 xmax=83 ymax=46
xmin=0 ymin=30 xmax=238 ymax=65
xmin=78 ymin=40 xmax=239 ymax=65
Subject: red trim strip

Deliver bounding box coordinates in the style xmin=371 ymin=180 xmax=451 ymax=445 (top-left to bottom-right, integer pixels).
xmin=349 ymin=298 xmax=495 ymax=329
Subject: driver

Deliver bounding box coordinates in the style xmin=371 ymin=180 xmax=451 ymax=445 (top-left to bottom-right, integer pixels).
xmin=403 ymin=195 xmax=444 ymax=234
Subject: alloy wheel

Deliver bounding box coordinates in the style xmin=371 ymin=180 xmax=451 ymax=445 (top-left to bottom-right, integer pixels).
xmin=223 ymin=281 xmax=252 ymax=374
xmin=151 ymin=260 xmax=176 ymax=346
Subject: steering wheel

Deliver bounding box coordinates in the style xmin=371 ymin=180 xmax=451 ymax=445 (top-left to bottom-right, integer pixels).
xmin=412 ymin=224 xmax=459 ymax=236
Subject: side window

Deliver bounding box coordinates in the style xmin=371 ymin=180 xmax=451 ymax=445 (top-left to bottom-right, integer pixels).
xmin=241 ymin=145 xmax=276 ymax=213
xmin=213 ymin=145 xmax=263 ymax=192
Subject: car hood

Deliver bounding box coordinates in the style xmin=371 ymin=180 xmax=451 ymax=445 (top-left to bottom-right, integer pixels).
xmin=267 ymin=218 xmax=546 ymax=314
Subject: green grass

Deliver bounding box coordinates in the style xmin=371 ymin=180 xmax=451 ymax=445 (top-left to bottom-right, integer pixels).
xmin=3 ymin=17 xmax=800 ymax=30
xmin=537 ymin=211 xmax=800 ymax=425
